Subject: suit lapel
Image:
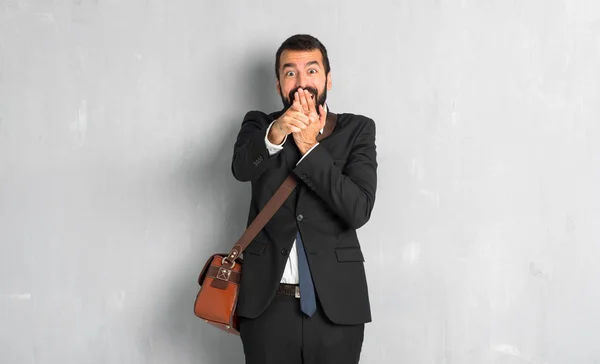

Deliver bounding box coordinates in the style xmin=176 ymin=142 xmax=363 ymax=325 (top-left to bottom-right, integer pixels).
xmin=317 ymin=112 xmax=338 ymax=142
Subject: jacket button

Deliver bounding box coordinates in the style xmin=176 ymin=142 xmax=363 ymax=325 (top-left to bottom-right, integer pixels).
xmin=296 ymin=214 xmax=304 ymax=222
xmin=281 ymin=249 xmax=289 ymax=255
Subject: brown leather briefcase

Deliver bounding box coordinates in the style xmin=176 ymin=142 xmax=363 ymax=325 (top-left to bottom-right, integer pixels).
xmin=193 ymin=175 xmax=298 ymax=335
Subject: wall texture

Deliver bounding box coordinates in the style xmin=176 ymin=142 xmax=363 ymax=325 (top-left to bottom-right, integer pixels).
xmin=1 ymin=0 xmax=599 ymax=363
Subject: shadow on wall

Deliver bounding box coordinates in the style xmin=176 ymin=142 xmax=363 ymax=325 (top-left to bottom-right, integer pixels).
xmin=246 ymin=47 xmax=285 ymax=113
xmin=155 ymin=52 xmax=280 ymax=363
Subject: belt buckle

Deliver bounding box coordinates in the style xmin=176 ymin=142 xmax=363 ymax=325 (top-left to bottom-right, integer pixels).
xmin=294 ymin=286 xmax=300 ymax=298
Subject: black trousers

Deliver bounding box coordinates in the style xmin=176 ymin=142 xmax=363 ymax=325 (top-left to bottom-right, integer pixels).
xmin=239 ymin=293 xmax=365 ymax=364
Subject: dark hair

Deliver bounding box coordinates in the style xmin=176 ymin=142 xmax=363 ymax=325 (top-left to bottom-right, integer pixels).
xmin=275 ymin=34 xmax=331 ymax=80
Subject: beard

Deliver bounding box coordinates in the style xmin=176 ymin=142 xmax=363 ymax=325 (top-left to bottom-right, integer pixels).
xmin=281 ymin=85 xmax=327 ymax=114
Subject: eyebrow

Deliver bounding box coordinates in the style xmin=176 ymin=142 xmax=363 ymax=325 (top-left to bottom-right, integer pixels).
xmin=282 ymin=60 xmax=321 ymax=70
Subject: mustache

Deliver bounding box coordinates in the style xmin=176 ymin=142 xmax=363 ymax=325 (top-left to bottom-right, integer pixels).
xmin=287 ymin=86 xmax=318 ymax=103
xmin=281 ymin=85 xmax=326 ymax=113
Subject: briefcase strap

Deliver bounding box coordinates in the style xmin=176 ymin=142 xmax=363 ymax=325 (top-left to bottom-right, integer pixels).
xmin=222 ymin=112 xmax=337 ymax=267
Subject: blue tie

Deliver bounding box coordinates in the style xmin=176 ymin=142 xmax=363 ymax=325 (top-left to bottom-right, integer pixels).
xmin=296 ymin=231 xmax=317 ymax=316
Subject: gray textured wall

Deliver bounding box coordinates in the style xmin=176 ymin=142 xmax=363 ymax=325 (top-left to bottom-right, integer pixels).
xmin=1 ymin=0 xmax=599 ymax=363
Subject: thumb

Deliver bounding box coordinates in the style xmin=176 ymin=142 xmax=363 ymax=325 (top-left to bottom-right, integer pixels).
xmin=319 ymin=105 xmax=327 ymax=126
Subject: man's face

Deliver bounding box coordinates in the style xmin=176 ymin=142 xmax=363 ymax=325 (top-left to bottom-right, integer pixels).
xmin=276 ymin=49 xmax=332 ymax=112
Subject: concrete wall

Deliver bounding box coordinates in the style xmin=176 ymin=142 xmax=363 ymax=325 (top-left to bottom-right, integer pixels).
xmin=1 ymin=0 xmax=599 ymax=363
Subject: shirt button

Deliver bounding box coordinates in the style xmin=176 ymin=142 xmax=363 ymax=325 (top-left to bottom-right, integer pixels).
xmin=296 ymin=214 xmax=304 ymax=222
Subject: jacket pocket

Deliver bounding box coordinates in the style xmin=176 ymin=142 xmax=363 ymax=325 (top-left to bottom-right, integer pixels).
xmin=245 ymin=240 xmax=267 ymax=256
xmin=335 ymin=247 xmax=365 ymax=262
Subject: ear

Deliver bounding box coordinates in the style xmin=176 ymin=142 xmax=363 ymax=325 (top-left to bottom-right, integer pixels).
xmin=326 ymin=72 xmax=332 ymax=91
xmin=276 ymin=79 xmax=282 ymax=96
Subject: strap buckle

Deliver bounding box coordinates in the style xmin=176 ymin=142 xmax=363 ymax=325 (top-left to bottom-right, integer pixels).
xmin=221 ymin=256 xmax=236 ymax=269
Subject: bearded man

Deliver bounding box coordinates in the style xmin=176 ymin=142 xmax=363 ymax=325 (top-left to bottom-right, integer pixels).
xmin=231 ymin=34 xmax=378 ymax=364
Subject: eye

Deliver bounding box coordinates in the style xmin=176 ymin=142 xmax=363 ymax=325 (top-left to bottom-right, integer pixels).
xmin=308 ymin=69 xmax=318 ymax=74
xmin=286 ymin=71 xmax=296 ymax=77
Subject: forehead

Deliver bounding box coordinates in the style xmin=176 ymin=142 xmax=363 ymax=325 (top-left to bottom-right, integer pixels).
xmin=279 ymin=49 xmax=323 ymax=69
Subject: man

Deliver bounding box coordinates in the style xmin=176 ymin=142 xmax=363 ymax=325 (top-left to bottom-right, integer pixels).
xmin=231 ymin=34 xmax=377 ymax=364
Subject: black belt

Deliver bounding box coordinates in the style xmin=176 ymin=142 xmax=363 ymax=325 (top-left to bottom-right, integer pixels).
xmin=277 ymin=283 xmax=301 ymax=298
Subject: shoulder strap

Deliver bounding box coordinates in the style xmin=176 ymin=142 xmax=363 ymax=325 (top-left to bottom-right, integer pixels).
xmin=222 ymin=112 xmax=338 ymax=265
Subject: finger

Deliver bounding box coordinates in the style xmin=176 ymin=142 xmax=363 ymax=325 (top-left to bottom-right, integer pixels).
xmin=290 ymin=115 xmax=309 ymax=129
xmin=305 ymin=89 xmax=317 ymax=115
xmin=291 ymin=111 xmax=310 ymax=125
xmin=290 ymin=126 xmax=302 ymax=133
xmin=293 ymin=120 xmax=307 ymax=130
xmin=291 ymin=92 xmax=302 ymax=112
xmin=298 ymin=89 xmax=309 ymax=115
xmin=309 ymin=110 xmax=319 ymax=124
xmin=319 ymin=104 xmax=327 ymax=125
xmin=304 ymin=92 xmax=318 ymax=124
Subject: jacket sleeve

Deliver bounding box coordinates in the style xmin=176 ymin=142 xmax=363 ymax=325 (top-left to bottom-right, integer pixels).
xmin=292 ymin=117 xmax=378 ymax=229
xmin=231 ymin=111 xmax=281 ymax=182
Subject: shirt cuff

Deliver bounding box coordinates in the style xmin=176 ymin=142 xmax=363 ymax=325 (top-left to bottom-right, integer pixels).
xmin=264 ymin=120 xmax=286 ymax=156
xmin=296 ymin=143 xmax=320 ymax=165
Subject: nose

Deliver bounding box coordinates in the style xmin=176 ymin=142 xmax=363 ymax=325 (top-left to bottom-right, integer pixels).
xmin=297 ymin=73 xmax=309 ymax=89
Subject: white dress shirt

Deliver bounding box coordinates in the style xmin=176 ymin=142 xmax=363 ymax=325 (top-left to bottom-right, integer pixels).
xmin=264 ymin=106 xmax=326 ymax=284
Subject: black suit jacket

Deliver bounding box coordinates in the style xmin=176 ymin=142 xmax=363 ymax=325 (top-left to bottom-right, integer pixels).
xmin=231 ymin=108 xmax=377 ymax=325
